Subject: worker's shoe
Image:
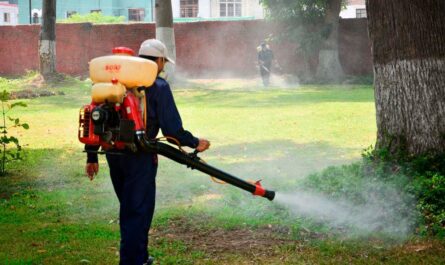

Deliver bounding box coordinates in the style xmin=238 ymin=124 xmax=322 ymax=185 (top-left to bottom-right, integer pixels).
xmin=143 ymin=256 xmax=154 ymax=265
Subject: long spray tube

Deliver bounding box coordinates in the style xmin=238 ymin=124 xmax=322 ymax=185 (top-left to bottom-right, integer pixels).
xmin=136 ymin=133 xmax=276 ymax=201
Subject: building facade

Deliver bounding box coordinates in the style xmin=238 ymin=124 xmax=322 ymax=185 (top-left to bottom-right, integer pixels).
xmin=0 ymin=1 xmax=18 ymax=25
xmin=16 ymin=0 xmax=266 ymax=24
xmin=17 ymin=0 xmax=154 ymax=24
xmin=340 ymin=0 xmax=366 ymax=19
xmin=172 ymin=0 xmax=265 ymax=21
xmin=15 ymin=1 xmax=366 ymax=25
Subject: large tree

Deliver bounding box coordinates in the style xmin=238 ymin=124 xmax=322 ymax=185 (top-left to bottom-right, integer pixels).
xmin=261 ymin=0 xmax=344 ymax=81
xmin=39 ymin=0 xmax=57 ymax=80
xmin=155 ymin=0 xmax=176 ymax=78
xmin=366 ymin=0 xmax=445 ymax=156
xmin=316 ymin=0 xmax=343 ymax=80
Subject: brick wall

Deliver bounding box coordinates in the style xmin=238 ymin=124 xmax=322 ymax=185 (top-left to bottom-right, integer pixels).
xmin=0 ymin=19 xmax=372 ymax=77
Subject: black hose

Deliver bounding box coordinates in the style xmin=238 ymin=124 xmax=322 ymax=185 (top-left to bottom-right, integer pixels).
xmin=136 ymin=133 xmax=275 ymax=201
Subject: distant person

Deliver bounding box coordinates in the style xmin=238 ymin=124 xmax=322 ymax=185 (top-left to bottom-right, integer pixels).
xmin=257 ymin=42 xmax=274 ymax=86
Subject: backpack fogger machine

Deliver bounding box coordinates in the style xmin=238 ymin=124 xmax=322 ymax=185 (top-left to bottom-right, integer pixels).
xmin=78 ymin=47 xmax=275 ymax=201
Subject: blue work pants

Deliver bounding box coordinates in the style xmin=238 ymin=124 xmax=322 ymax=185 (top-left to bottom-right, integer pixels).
xmin=106 ymin=152 xmax=157 ymax=265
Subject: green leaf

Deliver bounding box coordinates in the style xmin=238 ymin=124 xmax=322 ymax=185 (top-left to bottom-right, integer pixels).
xmin=1 ymin=136 xmax=10 ymax=144
xmin=22 ymin=123 xmax=29 ymax=130
xmin=6 ymin=152 xmax=15 ymax=160
xmin=0 ymin=90 xmax=9 ymax=101
xmin=14 ymin=118 xmax=19 ymax=125
xmin=8 ymin=136 xmax=18 ymax=144
xmin=10 ymin=102 xmax=27 ymax=108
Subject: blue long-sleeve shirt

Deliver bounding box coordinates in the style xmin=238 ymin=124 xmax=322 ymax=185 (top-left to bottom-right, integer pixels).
xmin=86 ymin=77 xmax=199 ymax=163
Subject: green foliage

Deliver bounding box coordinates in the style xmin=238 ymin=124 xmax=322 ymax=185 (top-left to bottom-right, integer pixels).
xmin=59 ymin=12 xmax=125 ymax=24
xmin=363 ymin=148 xmax=445 ymax=236
xmin=261 ymin=0 xmax=344 ymax=57
xmin=262 ymin=0 xmax=322 ymax=55
xmin=0 ymin=90 xmax=29 ymax=176
xmin=300 ymin=160 xmax=418 ymax=236
xmin=301 ymin=144 xmax=445 ymax=237
xmin=413 ymin=173 xmax=445 ymax=237
xmin=260 ymin=0 xmax=347 ymax=81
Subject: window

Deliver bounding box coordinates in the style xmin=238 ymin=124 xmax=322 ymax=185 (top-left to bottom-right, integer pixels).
xmin=3 ymin=13 xmax=10 ymax=23
xmin=180 ymin=0 xmax=199 ymax=18
xmin=66 ymin=11 xmax=77 ymax=18
xmin=90 ymin=9 xmax=101 ymax=13
xmin=128 ymin=8 xmax=145 ymax=21
xmin=220 ymin=0 xmax=242 ymax=17
xmin=356 ymin=8 xmax=367 ymax=18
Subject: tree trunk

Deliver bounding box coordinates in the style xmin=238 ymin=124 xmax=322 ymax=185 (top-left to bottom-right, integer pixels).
xmin=39 ymin=0 xmax=57 ymax=81
xmin=316 ymin=0 xmax=344 ymax=81
xmin=366 ymin=0 xmax=445 ymax=156
xmin=155 ymin=0 xmax=176 ymax=79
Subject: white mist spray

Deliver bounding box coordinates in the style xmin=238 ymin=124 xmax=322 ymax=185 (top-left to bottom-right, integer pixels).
xmin=274 ymin=187 xmax=418 ymax=236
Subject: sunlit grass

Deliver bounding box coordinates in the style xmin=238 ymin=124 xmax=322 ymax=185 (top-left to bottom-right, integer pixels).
xmin=1 ymin=76 xmax=442 ymax=264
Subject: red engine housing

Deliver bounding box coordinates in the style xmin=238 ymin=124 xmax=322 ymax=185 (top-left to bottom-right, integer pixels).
xmin=78 ymin=91 xmax=145 ymax=150
xmin=78 ymin=103 xmax=100 ymax=145
xmin=122 ymin=92 xmax=145 ymax=131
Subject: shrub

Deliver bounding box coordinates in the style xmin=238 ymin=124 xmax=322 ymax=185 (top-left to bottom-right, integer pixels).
xmin=0 ymin=90 xmax=29 ymax=176
xmin=364 ymin=147 xmax=445 ymax=236
xmin=299 ymin=146 xmax=445 ymax=237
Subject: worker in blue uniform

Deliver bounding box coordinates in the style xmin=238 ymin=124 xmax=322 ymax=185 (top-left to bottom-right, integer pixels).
xmin=85 ymin=39 xmax=210 ymax=265
xmin=257 ymin=42 xmax=274 ymax=87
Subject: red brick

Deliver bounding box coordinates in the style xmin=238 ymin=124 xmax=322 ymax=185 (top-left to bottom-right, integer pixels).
xmin=0 ymin=20 xmax=371 ymax=77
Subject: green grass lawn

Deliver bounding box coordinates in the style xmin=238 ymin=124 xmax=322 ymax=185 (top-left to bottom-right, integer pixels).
xmin=0 ymin=76 xmax=444 ymax=264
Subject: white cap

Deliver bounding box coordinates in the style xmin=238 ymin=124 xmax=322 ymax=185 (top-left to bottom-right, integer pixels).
xmin=138 ymin=39 xmax=175 ymax=64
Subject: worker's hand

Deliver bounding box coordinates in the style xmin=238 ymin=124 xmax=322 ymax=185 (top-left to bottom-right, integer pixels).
xmin=196 ymin=138 xmax=210 ymax=152
xmin=85 ymin=163 xmax=99 ymax=181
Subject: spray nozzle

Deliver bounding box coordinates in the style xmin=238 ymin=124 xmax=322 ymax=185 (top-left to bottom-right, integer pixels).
xmin=252 ymin=180 xmax=274 ymax=201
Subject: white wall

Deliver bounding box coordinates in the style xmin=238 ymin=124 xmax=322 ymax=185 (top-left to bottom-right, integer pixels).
xmin=198 ymin=0 xmax=211 ymax=17
xmin=172 ymin=0 xmax=210 ymax=18
xmin=253 ymin=1 xmax=265 ymax=19
xmin=172 ymin=0 xmax=180 ymax=18
xmin=340 ymin=5 xmax=366 ymax=19
xmin=210 ymin=0 xmax=218 ymax=17
xmin=0 ymin=4 xmax=18 ymax=25
xmin=172 ymin=0 xmax=264 ymax=19
xmin=208 ymin=0 xmax=264 ymax=19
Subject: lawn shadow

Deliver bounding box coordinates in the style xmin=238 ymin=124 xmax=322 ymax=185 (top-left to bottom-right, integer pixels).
xmin=202 ymin=139 xmax=357 ymax=188
xmin=156 ymin=139 xmax=359 ymax=208
xmin=18 ymin=80 xmax=373 ymax=112
xmin=0 ymin=147 xmax=111 ymax=194
xmin=22 ymin=88 xmax=90 ymax=110
xmin=174 ymin=87 xmax=374 ymax=109
xmin=0 ymin=147 xmax=119 ymax=225
xmin=0 ymin=139 xmax=360 ymax=226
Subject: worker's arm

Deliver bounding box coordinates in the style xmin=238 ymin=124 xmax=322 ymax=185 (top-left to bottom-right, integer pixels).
xmin=156 ymin=82 xmax=206 ymax=150
xmin=85 ymin=144 xmax=100 ymax=180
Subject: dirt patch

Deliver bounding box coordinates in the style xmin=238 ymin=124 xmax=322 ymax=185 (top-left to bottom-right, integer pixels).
xmin=151 ymin=217 xmax=298 ymax=256
xmin=0 ymin=191 xmax=12 ymax=200
xmin=8 ymin=74 xmax=70 ymax=99
xmin=27 ymin=74 xmax=46 ymax=89
xmin=399 ymin=240 xmax=445 ymax=254
xmin=9 ymin=89 xmax=65 ymax=99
